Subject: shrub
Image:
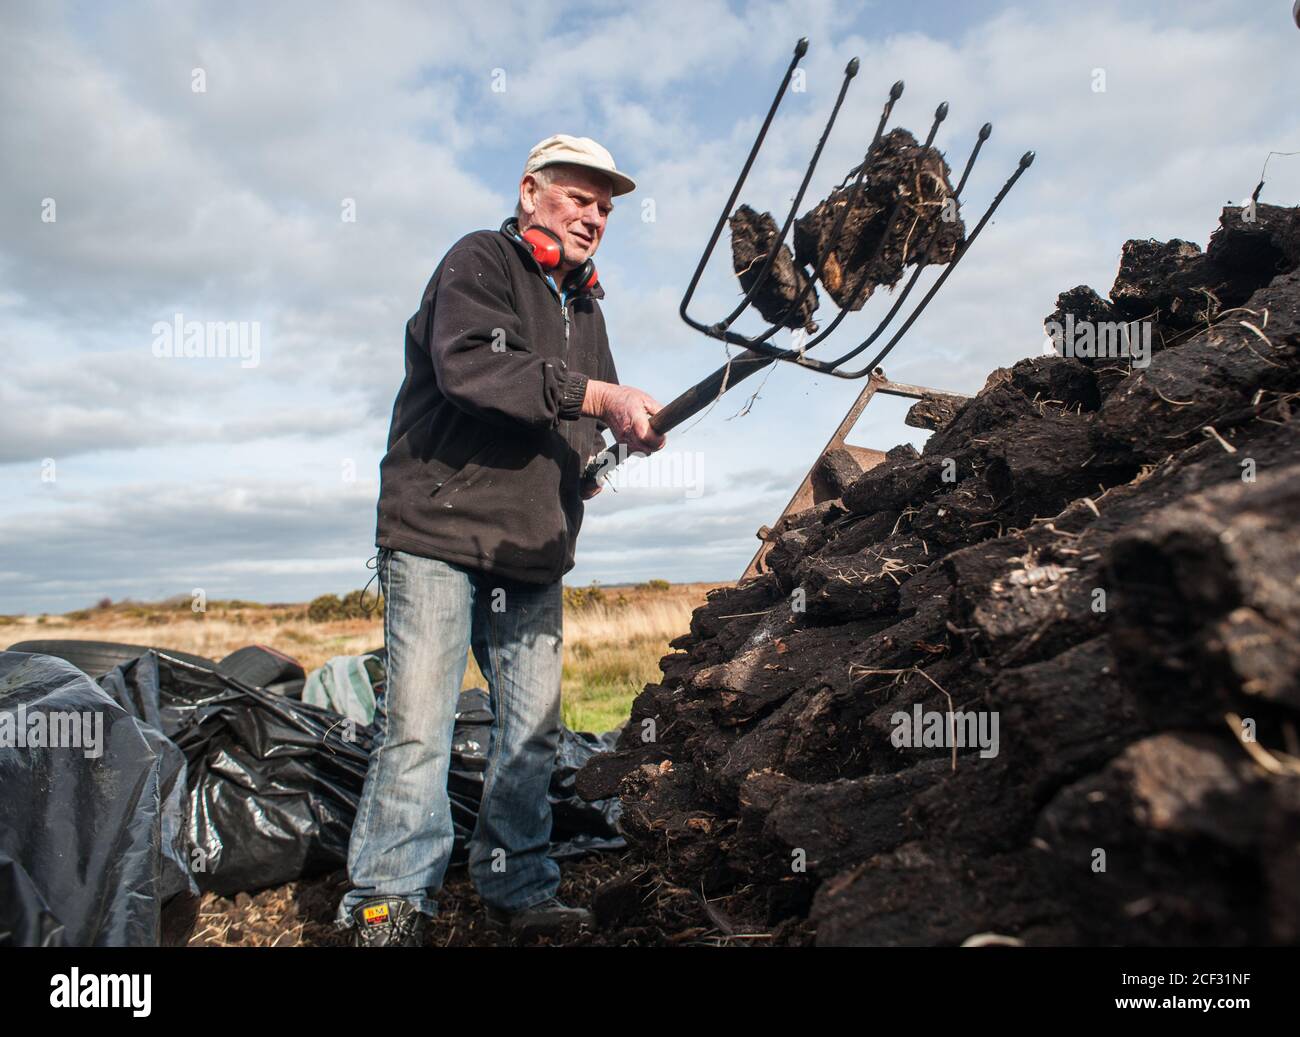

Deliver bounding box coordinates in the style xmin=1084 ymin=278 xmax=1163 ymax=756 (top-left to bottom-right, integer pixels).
xmin=564 ymin=582 xmax=606 ymax=611
xmin=341 ymin=589 xmax=367 ymax=617
xmin=307 ymin=590 xmax=381 ymax=622
xmin=307 ymin=593 xmax=344 ymax=622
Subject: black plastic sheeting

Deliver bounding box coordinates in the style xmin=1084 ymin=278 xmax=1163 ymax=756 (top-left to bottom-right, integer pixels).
xmin=100 ymin=652 xmax=371 ymax=898
xmin=1 ymin=647 xmax=625 ymax=942
xmin=102 ymin=651 xmax=624 ymax=896
xmin=0 ymin=652 xmax=195 ymax=947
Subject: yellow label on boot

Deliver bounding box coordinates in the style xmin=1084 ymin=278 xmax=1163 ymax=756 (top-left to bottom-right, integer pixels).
xmin=363 ymin=904 xmax=391 ymax=925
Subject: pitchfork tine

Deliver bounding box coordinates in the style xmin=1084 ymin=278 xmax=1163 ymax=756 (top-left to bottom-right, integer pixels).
xmin=710 ymin=56 xmax=861 ymax=334
xmin=923 ymin=101 xmax=949 ymax=148
xmin=835 ymin=79 xmax=905 ymax=190
xmin=955 ymin=122 xmax=993 ymax=197
xmin=679 ymin=38 xmax=809 ymax=335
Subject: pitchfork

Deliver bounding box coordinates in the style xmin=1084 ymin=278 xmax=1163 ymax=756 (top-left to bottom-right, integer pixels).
xmin=584 ymin=37 xmax=1034 ymax=482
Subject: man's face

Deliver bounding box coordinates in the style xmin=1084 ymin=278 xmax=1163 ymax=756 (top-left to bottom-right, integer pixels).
xmin=519 ymin=165 xmax=614 ymax=271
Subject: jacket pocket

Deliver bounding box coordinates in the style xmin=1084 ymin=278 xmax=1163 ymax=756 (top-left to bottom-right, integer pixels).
xmin=425 ymin=437 xmax=570 ymax=578
xmin=428 ymin=442 xmax=493 ymax=503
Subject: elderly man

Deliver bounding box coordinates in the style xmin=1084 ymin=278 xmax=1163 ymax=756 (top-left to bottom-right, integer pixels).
xmin=338 ymin=135 xmax=664 ymax=946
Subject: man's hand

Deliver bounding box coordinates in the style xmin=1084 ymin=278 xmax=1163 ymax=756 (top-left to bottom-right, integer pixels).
xmin=581 ymin=379 xmax=666 ymax=456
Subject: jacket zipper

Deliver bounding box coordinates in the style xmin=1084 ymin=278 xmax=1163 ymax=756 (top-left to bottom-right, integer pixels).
xmin=545 ymin=278 xmax=582 ymax=449
xmin=559 ymin=289 xmax=576 ymax=455
xmin=544 ymin=272 xmax=571 ymax=357
xmin=560 ymin=292 xmax=571 ymax=353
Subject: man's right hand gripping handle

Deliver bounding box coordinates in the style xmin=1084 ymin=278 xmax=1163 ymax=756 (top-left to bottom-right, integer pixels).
xmin=581 ymin=380 xmax=666 ymax=482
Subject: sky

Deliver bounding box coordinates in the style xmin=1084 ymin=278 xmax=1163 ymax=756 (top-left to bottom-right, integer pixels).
xmin=2 ymin=0 xmax=1298 ymax=615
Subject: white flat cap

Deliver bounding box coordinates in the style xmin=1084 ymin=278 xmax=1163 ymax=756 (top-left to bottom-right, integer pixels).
xmin=524 ymin=134 xmax=637 ymax=196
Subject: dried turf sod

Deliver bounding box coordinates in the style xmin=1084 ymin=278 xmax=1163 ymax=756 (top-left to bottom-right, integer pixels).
xmin=793 ymin=128 xmax=966 ymax=310
xmin=729 ymin=204 xmax=820 ymax=332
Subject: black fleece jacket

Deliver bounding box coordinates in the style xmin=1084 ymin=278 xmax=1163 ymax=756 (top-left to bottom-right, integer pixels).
xmin=375 ymin=224 xmax=617 ymax=584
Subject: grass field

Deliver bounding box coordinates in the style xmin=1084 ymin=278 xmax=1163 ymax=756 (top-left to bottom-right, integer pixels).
xmin=0 ymin=581 xmax=718 ymax=733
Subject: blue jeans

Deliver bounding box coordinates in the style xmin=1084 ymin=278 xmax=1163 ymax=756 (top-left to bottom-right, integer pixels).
xmin=337 ymin=548 xmax=563 ymax=923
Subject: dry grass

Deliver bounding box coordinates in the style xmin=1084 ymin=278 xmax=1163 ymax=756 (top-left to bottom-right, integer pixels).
xmin=3 ymin=581 xmax=717 ymax=734
xmin=3 ymin=609 xmax=381 ymax=672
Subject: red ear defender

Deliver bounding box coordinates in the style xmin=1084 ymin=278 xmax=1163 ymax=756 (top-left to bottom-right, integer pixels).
xmin=503 ymin=219 xmax=600 ymax=295
xmin=519 ymin=225 xmax=564 ymax=270
xmin=565 ymin=259 xmax=599 ymax=296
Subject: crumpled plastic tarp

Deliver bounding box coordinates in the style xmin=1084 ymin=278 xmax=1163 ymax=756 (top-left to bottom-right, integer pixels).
xmin=0 ymin=651 xmax=195 ymax=947
xmin=1 ymin=646 xmax=625 ymax=940
xmin=300 ymin=654 xmax=626 ymax=862
xmin=106 ymin=650 xmax=624 ymax=895
xmin=100 ymin=651 xmax=372 ymax=897
xmin=550 ymin=725 xmax=623 ymax=856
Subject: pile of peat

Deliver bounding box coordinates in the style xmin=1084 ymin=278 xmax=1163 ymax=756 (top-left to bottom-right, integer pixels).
xmin=580 ymin=203 xmax=1300 ymax=946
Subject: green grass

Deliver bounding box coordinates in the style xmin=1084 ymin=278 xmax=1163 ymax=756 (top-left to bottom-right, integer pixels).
xmin=563 ymin=638 xmax=666 ymax=733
